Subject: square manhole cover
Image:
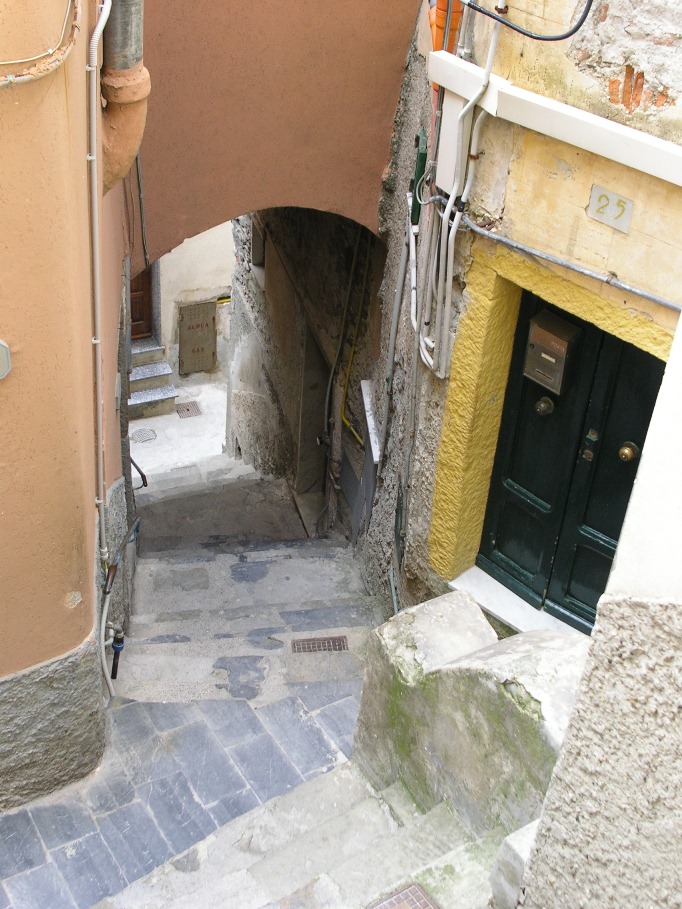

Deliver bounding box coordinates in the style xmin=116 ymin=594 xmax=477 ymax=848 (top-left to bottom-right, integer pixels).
xmin=291 ymin=636 xmax=349 ymax=654
xmin=176 ymin=401 xmax=202 ymax=419
xmin=367 ymin=883 xmax=441 ymax=909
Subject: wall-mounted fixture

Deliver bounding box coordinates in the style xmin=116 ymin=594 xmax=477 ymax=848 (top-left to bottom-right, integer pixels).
xmin=0 ymin=340 xmax=11 ymax=380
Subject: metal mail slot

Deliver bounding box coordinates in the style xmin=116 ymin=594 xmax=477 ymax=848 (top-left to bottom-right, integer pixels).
xmin=523 ymin=310 xmax=582 ymax=396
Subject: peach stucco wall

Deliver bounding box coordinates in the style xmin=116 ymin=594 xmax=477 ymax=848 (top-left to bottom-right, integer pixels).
xmin=1 ymin=1 xmax=126 ymax=674
xmin=137 ymin=0 xmax=421 ymax=266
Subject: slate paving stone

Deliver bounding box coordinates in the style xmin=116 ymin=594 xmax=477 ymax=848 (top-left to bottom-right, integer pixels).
xmin=229 ymin=733 xmax=303 ymax=802
xmin=246 ymin=626 xmax=286 ymax=650
xmin=137 ymin=771 xmax=216 ymax=855
xmin=280 ymin=604 xmax=370 ymax=631
xmin=144 ymin=701 xmax=203 ymax=733
xmin=212 ymin=655 xmax=267 ymax=699
xmin=109 ymin=702 xmax=180 ymax=785
xmin=0 ymin=810 xmax=47 ymax=878
xmin=288 ymin=680 xmax=363 ymax=710
xmin=315 ymin=696 xmax=360 ymax=757
xmin=82 ymin=756 xmax=136 ymax=816
xmin=30 ymin=799 xmax=97 ymax=850
xmin=256 ymin=697 xmax=339 ymax=776
xmin=163 ymin=722 xmax=248 ymax=805
xmin=97 ymin=801 xmax=172 ymax=884
xmin=195 ymin=698 xmax=265 ymax=747
xmin=51 ymin=832 xmax=126 ymax=909
xmin=4 ymin=863 xmax=77 ymax=909
xmin=208 ymin=788 xmax=261 ymax=826
xmin=0 ymin=882 xmax=10 ymax=909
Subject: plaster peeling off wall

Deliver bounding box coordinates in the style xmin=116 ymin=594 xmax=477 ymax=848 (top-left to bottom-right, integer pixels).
xmin=572 ymin=1 xmax=681 ymax=117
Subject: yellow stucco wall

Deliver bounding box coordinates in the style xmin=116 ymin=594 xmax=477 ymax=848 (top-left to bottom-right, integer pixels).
xmin=429 ymin=243 xmax=676 ymax=581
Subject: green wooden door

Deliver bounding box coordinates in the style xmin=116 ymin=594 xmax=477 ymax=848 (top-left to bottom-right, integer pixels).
xmin=478 ymin=292 xmax=664 ymax=632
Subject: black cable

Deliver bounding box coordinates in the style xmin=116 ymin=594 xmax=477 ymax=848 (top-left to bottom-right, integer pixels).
xmin=463 ymin=0 xmax=594 ymax=42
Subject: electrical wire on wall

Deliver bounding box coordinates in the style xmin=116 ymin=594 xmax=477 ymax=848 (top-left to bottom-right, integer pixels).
xmin=413 ymin=0 xmax=598 ymax=380
xmin=459 ymin=0 xmax=595 ymax=42
xmin=0 ymin=0 xmax=81 ymax=87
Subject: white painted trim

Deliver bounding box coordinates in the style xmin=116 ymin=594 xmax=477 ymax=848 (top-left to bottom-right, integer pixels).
xmin=429 ymin=52 xmax=682 ymax=189
xmin=449 ymin=566 xmax=572 ymax=634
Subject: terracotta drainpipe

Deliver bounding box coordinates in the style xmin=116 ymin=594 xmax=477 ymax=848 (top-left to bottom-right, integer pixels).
xmin=102 ymin=0 xmax=151 ymax=193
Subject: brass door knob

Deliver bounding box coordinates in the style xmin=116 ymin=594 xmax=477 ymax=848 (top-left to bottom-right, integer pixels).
xmin=534 ymin=396 xmax=555 ymax=416
xmin=618 ymin=442 xmax=640 ymax=462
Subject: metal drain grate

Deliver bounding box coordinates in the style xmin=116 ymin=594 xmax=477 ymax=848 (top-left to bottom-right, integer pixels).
xmin=131 ymin=428 xmax=157 ymax=443
xmin=291 ymin=636 xmax=349 ymax=654
xmin=366 ymin=883 xmax=441 ymax=909
xmin=176 ymin=401 xmax=202 ymax=419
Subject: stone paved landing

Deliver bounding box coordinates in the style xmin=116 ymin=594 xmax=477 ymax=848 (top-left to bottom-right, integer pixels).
xmin=0 ymin=687 xmax=362 ymax=909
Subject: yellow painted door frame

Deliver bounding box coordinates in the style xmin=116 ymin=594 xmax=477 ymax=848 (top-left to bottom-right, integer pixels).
xmin=428 ymin=239 xmax=675 ymax=582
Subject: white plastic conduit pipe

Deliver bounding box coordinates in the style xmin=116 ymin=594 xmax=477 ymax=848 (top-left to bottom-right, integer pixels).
xmin=438 ymin=109 xmax=489 ymax=375
xmin=88 ymin=0 xmax=113 ymax=565
xmin=432 ymin=19 xmax=502 ymax=373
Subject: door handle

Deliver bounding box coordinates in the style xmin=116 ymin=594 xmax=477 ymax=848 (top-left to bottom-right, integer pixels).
xmin=618 ymin=441 xmax=640 ymax=463
xmin=534 ymin=396 xmax=555 ymax=416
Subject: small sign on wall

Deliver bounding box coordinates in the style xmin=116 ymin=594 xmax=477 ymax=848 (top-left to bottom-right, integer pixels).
xmin=587 ymin=185 xmax=633 ymax=233
xmin=178 ymin=301 xmax=217 ymax=376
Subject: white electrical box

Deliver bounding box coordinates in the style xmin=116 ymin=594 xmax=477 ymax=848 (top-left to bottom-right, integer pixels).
xmin=435 ymin=90 xmax=473 ymax=195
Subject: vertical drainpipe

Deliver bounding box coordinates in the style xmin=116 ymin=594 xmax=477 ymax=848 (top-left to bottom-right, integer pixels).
xmin=102 ymin=0 xmax=151 ymax=193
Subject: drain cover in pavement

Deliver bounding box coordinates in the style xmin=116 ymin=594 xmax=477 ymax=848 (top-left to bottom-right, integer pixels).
xmin=176 ymin=401 xmax=202 ymax=418
xmin=131 ymin=428 xmax=157 ymax=443
xmin=291 ymin=636 xmax=349 ymax=653
xmin=367 ymin=883 xmax=441 ymax=909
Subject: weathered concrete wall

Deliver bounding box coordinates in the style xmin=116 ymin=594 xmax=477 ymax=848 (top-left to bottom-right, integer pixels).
xmin=159 ymin=222 xmax=235 ymax=380
xmin=361 ymin=14 xmax=445 ymax=603
xmin=354 ymin=591 xmax=589 ymax=835
xmin=135 ymin=0 xmax=422 ymax=270
xmin=228 ymin=208 xmax=382 ymax=528
xmin=0 ymin=637 xmax=105 ymax=811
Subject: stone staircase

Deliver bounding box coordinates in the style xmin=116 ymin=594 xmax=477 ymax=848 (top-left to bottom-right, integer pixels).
xmin=98 ymin=762 xmax=500 ymax=909
xmin=129 ymin=338 xmax=178 ymax=420
xmin=91 ymin=466 xmax=589 ymax=909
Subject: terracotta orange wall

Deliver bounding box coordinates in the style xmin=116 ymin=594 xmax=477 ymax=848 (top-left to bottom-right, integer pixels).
xmin=0 ymin=1 xmax=117 ymax=675
xmin=137 ymin=0 xmax=420 ymax=266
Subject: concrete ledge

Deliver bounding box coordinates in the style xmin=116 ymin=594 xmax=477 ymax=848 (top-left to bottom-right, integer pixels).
xmin=0 ymin=636 xmax=105 ymax=810
xmin=354 ymin=592 xmax=589 ymax=835
xmin=450 ymin=567 xmax=568 ymax=634
xmin=489 ymin=820 xmax=540 ymax=909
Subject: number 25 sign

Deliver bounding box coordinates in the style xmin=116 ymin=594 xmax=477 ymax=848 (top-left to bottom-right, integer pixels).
xmin=587 ymin=185 xmax=633 ymax=233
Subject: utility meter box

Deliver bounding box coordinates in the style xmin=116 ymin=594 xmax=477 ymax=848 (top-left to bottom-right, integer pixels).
xmin=523 ymin=310 xmax=582 ymax=396
xmin=178 ymin=300 xmax=217 ymax=376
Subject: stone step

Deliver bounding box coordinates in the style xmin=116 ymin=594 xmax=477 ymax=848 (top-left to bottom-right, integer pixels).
xmin=95 ymin=762 xmax=491 ymax=909
xmin=133 ymin=459 xmax=258 ymax=505
xmin=128 ymin=384 xmax=179 ymax=420
xmin=131 ymin=337 xmax=166 ymax=367
xmin=129 ymin=360 xmax=173 ymax=393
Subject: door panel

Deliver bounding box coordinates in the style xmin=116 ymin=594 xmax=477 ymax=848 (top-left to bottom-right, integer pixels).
xmin=479 ymin=291 xmax=664 ymax=632
xmin=545 ymin=338 xmax=665 ymax=629
xmin=478 ymin=293 xmax=602 ymax=604
xmin=131 ymin=268 xmax=153 ymax=339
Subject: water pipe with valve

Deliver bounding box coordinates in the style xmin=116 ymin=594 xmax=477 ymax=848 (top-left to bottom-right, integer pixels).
xmin=100 ymin=518 xmax=141 ymax=698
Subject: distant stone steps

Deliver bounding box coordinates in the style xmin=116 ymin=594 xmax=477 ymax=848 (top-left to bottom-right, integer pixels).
xmin=129 ymin=339 xmax=177 ymax=419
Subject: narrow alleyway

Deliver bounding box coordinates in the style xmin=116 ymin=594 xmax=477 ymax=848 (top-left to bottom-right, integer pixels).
xmin=0 ymin=456 xmax=390 ymax=909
